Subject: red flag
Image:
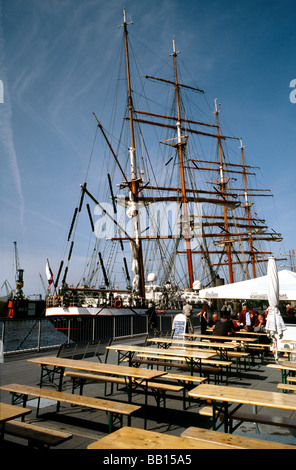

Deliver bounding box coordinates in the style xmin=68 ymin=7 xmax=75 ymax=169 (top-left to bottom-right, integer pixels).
xmin=46 ymin=259 xmax=54 ymax=289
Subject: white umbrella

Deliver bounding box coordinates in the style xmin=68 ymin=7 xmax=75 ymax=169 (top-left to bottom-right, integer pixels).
xmin=266 ymin=257 xmax=287 ymax=360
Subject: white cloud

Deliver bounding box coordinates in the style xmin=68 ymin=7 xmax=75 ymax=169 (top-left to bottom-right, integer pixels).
xmin=0 ymin=4 xmax=25 ymax=227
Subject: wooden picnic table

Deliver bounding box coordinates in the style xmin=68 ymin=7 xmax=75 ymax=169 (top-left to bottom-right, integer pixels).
xmin=0 ymin=402 xmax=32 ymax=438
xmin=147 ymin=337 xmax=241 ymax=348
xmin=88 ymin=424 xmax=296 ymax=450
xmin=235 ymin=330 xmax=268 ymax=336
xmin=147 ymin=337 xmax=241 ymax=360
xmin=188 ymin=383 xmax=296 ymax=433
xmin=183 ymin=333 xmax=257 ymax=343
xmin=267 ymin=360 xmax=296 ymax=385
xmin=275 ymin=349 xmax=295 ymax=360
xmin=87 ymin=425 xmax=238 ymax=449
xmin=107 ymin=344 xmax=216 ymax=375
xmin=28 ymin=356 xmax=166 ymax=405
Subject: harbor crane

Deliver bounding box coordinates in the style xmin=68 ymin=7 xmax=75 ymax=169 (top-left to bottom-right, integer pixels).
xmin=13 ymin=241 xmax=24 ymax=299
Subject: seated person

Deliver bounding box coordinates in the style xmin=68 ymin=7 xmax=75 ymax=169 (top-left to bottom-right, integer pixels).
xmin=254 ymin=313 xmax=266 ymax=333
xmin=212 ymin=313 xmax=234 ymax=336
xmin=237 ymin=303 xmax=257 ymax=330
xmin=208 ymin=312 xmax=219 ymax=331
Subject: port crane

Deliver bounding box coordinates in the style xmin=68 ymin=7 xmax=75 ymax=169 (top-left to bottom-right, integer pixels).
xmin=13 ymin=241 xmax=24 ymax=299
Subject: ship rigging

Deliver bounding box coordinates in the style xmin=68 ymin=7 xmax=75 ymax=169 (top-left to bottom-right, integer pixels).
xmin=45 ymin=10 xmax=284 ymax=317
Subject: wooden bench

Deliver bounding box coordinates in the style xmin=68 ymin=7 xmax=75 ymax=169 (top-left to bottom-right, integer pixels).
xmin=181 ymin=426 xmax=296 ymax=449
xmin=198 ymin=405 xmax=296 ymax=433
xmin=63 ymin=371 xmax=184 ymax=408
xmin=4 ymin=420 xmax=73 ymax=448
xmin=1 ymin=384 xmax=141 ymax=433
xmin=266 ymin=362 xmax=296 ymax=384
xmin=226 ymin=351 xmax=250 ymax=373
xmin=247 ymin=344 xmax=269 ymax=364
xmin=277 ymin=383 xmax=296 ymax=393
xmin=130 ymin=355 xmax=231 ymax=384
xmin=287 ymin=376 xmax=296 ymax=383
xmin=163 ymin=373 xmax=207 ymax=409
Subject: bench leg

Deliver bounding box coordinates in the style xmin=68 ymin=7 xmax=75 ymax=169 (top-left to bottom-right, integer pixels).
xmin=11 ymin=392 xmax=30 ymax=419
xmin=107 ymin=412 xmax=123 ymax=433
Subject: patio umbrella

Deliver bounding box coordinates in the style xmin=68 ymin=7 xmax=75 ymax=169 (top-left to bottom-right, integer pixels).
xmin=266 ymin=257 xmax=287 ymax=360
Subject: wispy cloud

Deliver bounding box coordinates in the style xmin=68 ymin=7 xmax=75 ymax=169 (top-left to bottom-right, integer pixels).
xmin=0 ymin=4 xmax=25 ymax=226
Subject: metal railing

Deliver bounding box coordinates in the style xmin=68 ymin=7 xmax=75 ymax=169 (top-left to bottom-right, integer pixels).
xmin=1 ymin=314 xmax=193 ymax=357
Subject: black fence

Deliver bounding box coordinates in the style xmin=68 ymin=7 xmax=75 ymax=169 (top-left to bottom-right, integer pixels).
xmin=0 ymin=314 xmax=199 ymax=357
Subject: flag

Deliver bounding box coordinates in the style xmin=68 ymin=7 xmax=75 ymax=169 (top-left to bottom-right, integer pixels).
xmin=46 ymin=259 xmax=54 ymax=289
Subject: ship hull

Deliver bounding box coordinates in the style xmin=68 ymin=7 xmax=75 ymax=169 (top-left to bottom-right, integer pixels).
xmin=46 ymin=306 xmax=148 ymax=316
xmin=45 ymin=306 xmax=184 ymax=316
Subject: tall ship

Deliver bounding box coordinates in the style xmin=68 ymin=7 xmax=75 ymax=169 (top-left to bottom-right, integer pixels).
xmin=45 ymin=10 xmax=284 ymax=318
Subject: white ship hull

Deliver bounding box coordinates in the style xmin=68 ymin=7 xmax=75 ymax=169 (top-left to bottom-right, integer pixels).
xmin=45 ymin=306 xmax=149 ymax=317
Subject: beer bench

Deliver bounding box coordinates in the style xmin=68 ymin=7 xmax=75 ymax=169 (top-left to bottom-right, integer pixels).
xmin=267 ymin=361 xmax=296 ymax=384
xmin=226 ymin=351 xmax=251 ymax=373
xmin=63 ymin=371 xmax=184 ymax=408
xmin=131 ymin=354 xmax=232 ymax=384
xmin=246 ymin=344 xmax=268 ymax=364
xmin=189 ymin=383 xmax=296 ymax=434
xmin=0 ymin=384 xmax=141 ymax=433
xmin=277 ymin=383 xmax=296 ymax=393
xmin=4 ymin=420 xmax=73 ymax=448
xmin=64 ymin=370 xmax=207 ymax=409
xmin=198 ymin=405 xmax=296 ymax=433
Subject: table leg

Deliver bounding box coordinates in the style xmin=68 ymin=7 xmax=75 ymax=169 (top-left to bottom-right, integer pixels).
xmin=252 ymin=405 xmax=260 ymax=433
xmin=144 ymin=379 xmax=148 ymax=429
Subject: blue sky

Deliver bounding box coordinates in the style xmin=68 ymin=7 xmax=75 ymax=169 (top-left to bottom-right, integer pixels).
xmin=0 ymin=0 xmax=295 ymax=297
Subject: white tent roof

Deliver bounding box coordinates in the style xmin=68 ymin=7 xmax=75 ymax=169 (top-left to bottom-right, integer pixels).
xmin=198 ymin=270 xmax=296 ymax=301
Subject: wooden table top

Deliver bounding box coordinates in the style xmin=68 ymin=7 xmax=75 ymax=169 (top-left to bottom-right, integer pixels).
xmin=107 ymin=344 xmax=216 ymax=360
xmin=183 ymin=333 xmax=257 ymax=342
xmin=181 ymin=426 xmax=296 ymax=449
xmin=235 ymin=330 xmax=268 ymax=336
xmin=28 ymin=356 xmax=166 ymax=380
xmin=0 ymin=402 xmax=32 ymax=423
xmin=188 ymin=383 xmax=296 ymax=411
xmin=267 ymin=360 xmax=296 ymax=371
xmin=147 ymin=337 xmax=241 ymax=349
xmin=87 ymin=426 xmax=238 ymax=449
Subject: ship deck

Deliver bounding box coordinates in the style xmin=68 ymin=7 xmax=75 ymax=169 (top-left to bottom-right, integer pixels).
xmin=1 ymin=332 xmax=296 ymax=453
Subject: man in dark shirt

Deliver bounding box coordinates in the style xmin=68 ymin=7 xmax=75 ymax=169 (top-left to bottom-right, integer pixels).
xmin=208 ymin=312 xmax=219 ymax=330
xmin=213 ymin=313 xmax=233 ymax=336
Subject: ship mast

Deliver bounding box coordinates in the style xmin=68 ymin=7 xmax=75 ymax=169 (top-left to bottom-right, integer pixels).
xmin=121 ymin=9 xmax=145 ymax=298
xmin=240 ymin=138 xmax=257 ymax=278
xmin=171 ymin=38 xmax=194 ymax=288
xmin=214 ymin=99 xmax=234 ymax=283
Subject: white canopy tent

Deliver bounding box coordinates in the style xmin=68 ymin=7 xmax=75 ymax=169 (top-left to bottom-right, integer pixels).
xmin=198 ymin=269 xmax=296 ymax=301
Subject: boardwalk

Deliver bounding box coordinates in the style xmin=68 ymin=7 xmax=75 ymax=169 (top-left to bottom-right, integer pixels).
xmin=1 ymin=335 xmax=296 ymax=449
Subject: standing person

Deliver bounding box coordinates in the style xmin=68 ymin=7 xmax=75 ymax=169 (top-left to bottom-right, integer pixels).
xmin=220 ymin=300 xmax=233 ymax=317
xmin=183 ymin=300 xmax=194 ymax=334
xmin=197 ymin=303 xmax=209 ymax=334
xmin=146 ymin=303 xmax=158 ymax=335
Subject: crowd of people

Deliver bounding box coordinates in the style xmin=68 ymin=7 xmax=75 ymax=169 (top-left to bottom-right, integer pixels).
xmin=147 ymin=296 xmax=292 ymax=338
xmin=195 ymin=300 xmax=270 ymax=337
